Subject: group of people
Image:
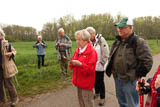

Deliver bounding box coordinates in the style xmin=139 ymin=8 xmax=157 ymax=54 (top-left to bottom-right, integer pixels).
xmin=0 ymin=16 xmax=160 ymax=107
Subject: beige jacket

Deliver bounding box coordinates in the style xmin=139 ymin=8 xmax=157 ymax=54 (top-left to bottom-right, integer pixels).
xmin=1 ymin=40 xmax=18 ymax=78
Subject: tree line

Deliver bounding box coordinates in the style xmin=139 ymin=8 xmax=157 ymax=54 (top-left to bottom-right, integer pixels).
xmin=1 ymin=13 xmax=160 ymax=42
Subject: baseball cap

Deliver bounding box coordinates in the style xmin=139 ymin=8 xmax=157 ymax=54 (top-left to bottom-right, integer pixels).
xmin=115 ymin=17 xmax=133 ymax=27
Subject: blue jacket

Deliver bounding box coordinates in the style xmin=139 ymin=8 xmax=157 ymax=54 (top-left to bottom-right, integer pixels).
xmin=33 ymin=41 xmax=47 ymax=55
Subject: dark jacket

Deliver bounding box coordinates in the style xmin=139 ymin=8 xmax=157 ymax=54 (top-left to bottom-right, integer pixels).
xmin=105 ymin=33 xmax=153 ymax=80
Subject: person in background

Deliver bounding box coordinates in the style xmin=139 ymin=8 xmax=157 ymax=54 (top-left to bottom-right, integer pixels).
xmin=86 ymin=27 xmax=109 ymax=106
xmin=33 ymin=35 xmax=47 ymax=69
xmin=105 ymin=17 xmax=153 ymax=107
xmin=0 ymin=28 xmax=19 ymax=106
xmin=55 ymin=28 xmax=72 ymax=76
xmin=69 ymin=29 xmax=97 ymax=107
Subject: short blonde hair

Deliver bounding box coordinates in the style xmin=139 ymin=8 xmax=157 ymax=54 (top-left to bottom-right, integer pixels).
xmin=75 ymin=29 xmax=91 ymax=41
xmin=58 ymin=28 xmax=64 ymax=33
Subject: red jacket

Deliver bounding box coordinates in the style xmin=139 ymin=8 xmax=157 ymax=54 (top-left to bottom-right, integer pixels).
xmin=70 ymin=42 xmax=97 ymax=90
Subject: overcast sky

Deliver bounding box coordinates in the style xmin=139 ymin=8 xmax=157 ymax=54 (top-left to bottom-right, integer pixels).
xmin=0 ymin=0 xmax=159 ymax=30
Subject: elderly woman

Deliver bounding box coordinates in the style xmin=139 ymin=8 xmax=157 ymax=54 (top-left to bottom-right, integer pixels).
xmin=69 ymin=29 xmax=97 ymax=107
xmin=0 ymin=28 xmax=19 ymax=106
xmin=33 ymin=35 xmax=47 ymax=69
xmin=86 ymin=27 xmax=109 ymax=106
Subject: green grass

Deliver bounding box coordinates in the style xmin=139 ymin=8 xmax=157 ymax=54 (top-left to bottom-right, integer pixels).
xmin=10 ymin=40 xmax=160 ymax=99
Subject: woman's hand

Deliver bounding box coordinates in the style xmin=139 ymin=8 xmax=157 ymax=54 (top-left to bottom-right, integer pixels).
xmin=70 ymin=60 xmax=82 ymax=66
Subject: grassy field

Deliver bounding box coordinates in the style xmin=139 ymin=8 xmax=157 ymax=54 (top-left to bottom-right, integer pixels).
xmin=11 ymin=40 xmax=160 ymax=99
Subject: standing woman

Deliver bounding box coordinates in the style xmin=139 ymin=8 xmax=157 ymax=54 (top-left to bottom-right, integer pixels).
xmin=69 ymin=29 xmax=97 ymax=107
xmin=33 ymin=35 xmax=47 ymax=69
xmin=86 ymin=27 xmax=109 ymax=106
xmin=0 ymin=28 xmax=19 ymax=106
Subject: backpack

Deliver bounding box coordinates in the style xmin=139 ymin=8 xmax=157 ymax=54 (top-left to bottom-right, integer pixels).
xmin=8 ymin=44 xmax=15 ymax=62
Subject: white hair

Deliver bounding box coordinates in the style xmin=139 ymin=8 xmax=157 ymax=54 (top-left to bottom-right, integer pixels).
xmin=86 ymin=27 xmax=96 ymax=34
xmin=58 ymin=28 xmax=64 ymax=33
xmin=75 ymin=29 xmax=91 ymax=41
xmin=0 ymin=28 xmax=5 ymax=39
xmin=37 ymin=35 xmax=42 ymax=39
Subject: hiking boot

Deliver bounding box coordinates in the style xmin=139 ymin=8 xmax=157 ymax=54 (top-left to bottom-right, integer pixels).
xmin=99 ymin=99 xmax=105 ymax=106
xmin=93 ymin=93 xmax=100 ymax=99
xmin=10 ymin=98 xmax=19 ymax=107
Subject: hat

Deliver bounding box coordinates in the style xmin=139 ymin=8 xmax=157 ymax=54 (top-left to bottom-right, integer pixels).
xmin=115 ymin=17 xmax=133 ymax=27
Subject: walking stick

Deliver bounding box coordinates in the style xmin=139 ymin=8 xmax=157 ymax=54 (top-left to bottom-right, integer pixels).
xmin=138 ymin=79 xmax=145 ymax=107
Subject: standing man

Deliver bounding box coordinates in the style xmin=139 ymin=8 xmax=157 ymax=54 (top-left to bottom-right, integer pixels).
xmin=86 ymin=27 xmax=109 ymax=106
xmin=55 ymin=28 xmax=72 ymax=76
xmin=0 ymin=28 xmax=19 ymax=106
xmin=105 ymin=17 xmax=153 ymax=107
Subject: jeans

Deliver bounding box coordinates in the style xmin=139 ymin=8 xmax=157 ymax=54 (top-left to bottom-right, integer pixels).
xmin=114 ymin=77 xmax=139 ymax=107
xmin=95 ymin=71 xmax=105 ymax=99
xmin=37 ymin=55 xmax=45 ymax=69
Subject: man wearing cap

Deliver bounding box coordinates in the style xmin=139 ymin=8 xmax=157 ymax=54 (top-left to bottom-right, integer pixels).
xmin=105 ymin=17 xmax=153 ymax=107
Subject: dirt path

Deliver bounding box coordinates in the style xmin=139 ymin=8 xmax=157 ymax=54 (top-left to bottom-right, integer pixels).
xmin=19 ymin=54 xmax=160 ymax=107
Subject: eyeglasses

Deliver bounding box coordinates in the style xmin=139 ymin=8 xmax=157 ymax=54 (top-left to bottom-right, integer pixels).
xmin=118 ymin=26 xmax=129 ymax=30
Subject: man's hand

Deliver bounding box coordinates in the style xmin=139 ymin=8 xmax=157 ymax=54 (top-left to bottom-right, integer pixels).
xmin=59 ymin=43 xmax=65 ymax=46
xmin=5 ymin=52 xmax=12 ymax=57
xmin=70 ymin=60 xmax=82 ymax=66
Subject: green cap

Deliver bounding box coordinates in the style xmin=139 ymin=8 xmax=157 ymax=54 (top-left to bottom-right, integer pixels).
xmin=115 ymin=17 xmax=133 ymax=27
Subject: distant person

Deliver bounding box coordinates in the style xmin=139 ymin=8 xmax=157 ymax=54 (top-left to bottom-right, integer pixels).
xmin=0 ymin=28 xmax=19 ymax=106
xmin=86 ymin=27 xmax=109 ymax=106
xmin=33 ymin=35 xmax=47 ymax=69
xmin=69 ymin=29 xmax=97 ymax=107
xmin=136 ymin=65 xmax=160 ymax=107
xmin=55 ymin=28 xmax=72 ymax=76
xmin=105 ymin=17 xmax=153 ymax=107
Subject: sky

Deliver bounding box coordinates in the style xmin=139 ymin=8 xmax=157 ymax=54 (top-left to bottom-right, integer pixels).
xmin=0 ymin=0 xmax=159 ymax=31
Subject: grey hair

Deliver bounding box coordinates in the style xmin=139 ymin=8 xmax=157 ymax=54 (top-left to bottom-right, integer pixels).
xmin=0 ymin=28 xmax=5 ymax=39
xmin=75 ymin=29 xmax=91 ymax=41
xmin=58 ymin=28 xmax=64 ymax=33
xmin=86 ymin=26 xmax=96 ymax=34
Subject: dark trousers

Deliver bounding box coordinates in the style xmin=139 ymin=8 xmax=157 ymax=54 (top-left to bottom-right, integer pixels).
xmin=95 ymin=71 xmax=105 ymax=99
xmin=0 ymin=71 xmax=18 ymax=103
xmin=37 ymin=55 xmax=45 ymax=69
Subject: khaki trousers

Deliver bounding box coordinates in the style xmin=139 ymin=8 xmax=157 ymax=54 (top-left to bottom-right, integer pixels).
xmin=77 ymin=87 xmax=94 ymax=107
xmin=0 ymin=71 xmax=18 ymax=103
xmin=59 ymin=52 xmax=68 ymax=75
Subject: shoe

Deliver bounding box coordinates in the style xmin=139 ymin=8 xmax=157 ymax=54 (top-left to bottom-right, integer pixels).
xmin=99 ymin=99 xmax=105 ymax=106
xmin=93 ymin=93 xmax=100 ymax=99
xmin=11 ymin=98 xmax=19 ymax=107
xmin=0 ymin=102 xmax=5 ymax=107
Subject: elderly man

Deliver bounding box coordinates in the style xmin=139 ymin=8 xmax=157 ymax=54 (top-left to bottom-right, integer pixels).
xmin=69 ymin=29 xmax=97 ymax=107
xmin=55 ymin=28 xmax=72 ymax=76
xmin=105 ymin=17 xmax=153 ymax=107
xmin=86 ymin=27 xmax=109 ymax=106
xmin=0 ymin=28 xmax=19 ymax=106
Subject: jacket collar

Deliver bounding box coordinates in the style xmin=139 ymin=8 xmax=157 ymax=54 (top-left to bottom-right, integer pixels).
xmin=77 ymin=42 xmax=93 ymax=55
